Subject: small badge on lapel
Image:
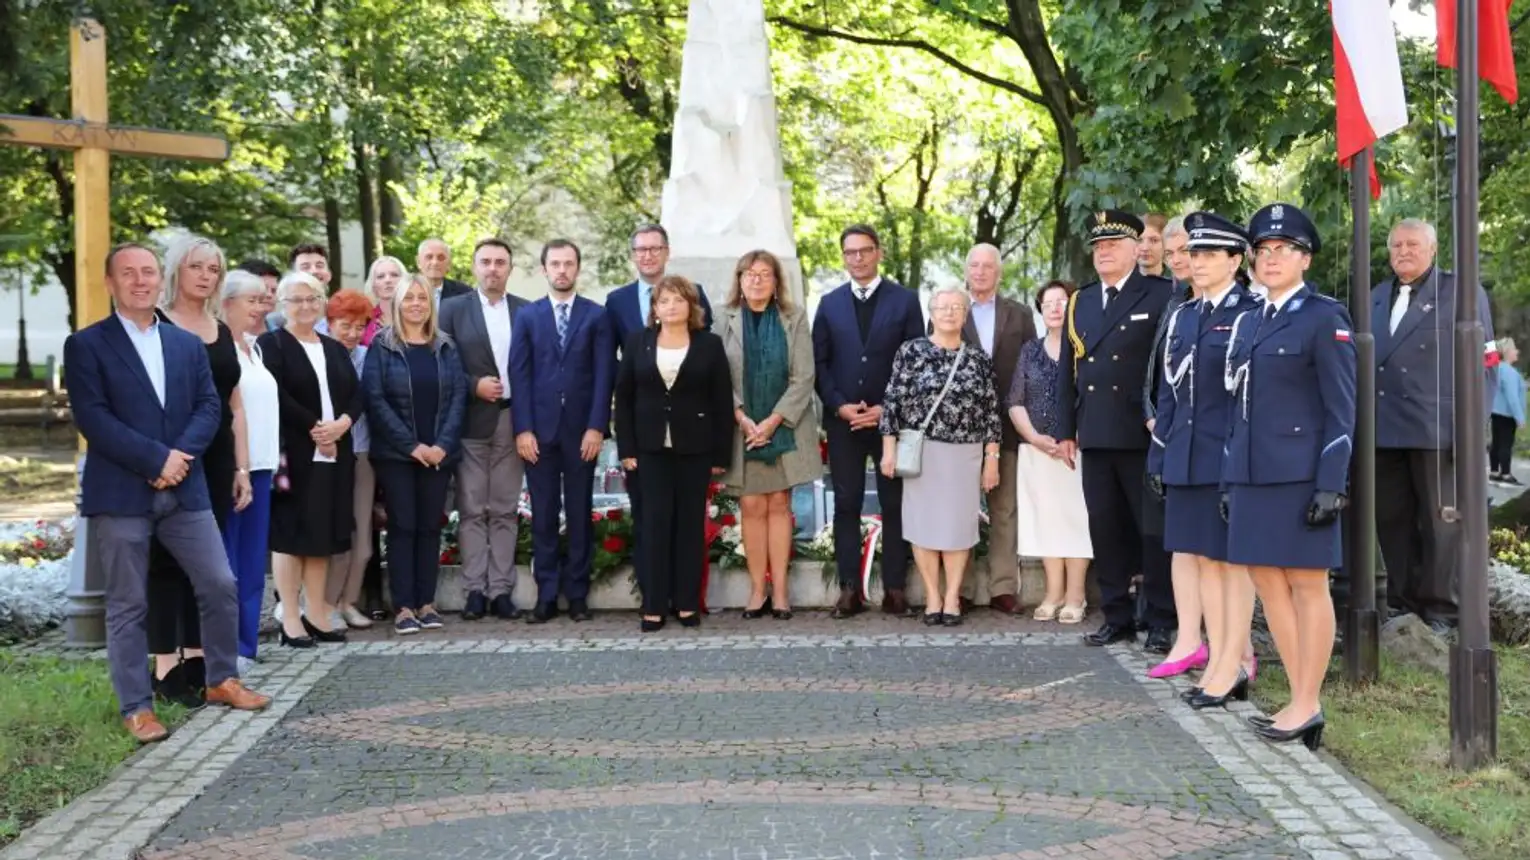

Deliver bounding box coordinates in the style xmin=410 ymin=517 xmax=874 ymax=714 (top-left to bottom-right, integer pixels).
xmin=1421 ymin=303 xmax=1434 ymax=313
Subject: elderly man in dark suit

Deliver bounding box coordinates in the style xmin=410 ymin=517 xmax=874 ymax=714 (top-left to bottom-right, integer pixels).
xmin=439 ymin=238 xmax=530 ymax=621
xmin=66 ymin=242 xmax=272 ymax=744
xmin=418 ymin=237 xmax=474 ymax=305
xmin=947 ymin=243 xmax=1035 ymax=614
xmin=813 ymin=224 xmax=926 ymax=618
xmin=1369 ymin=218 xmax=1496 ymax=635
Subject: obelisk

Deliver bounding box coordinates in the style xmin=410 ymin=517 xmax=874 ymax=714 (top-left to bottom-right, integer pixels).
xmin=660 ymin=0 xmax=801 ymax=304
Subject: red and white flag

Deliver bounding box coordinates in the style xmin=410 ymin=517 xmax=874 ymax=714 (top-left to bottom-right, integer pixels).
xmin=1332 ymin=1 xmax=1410 ymax=198
xmin=1438 ymin=0 xmax=1520 ymax=104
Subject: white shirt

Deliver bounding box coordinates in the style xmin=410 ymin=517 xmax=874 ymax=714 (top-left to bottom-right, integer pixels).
xmin=1202 ymin=281 xmax=1236 ymax=311
xmin=117 ymin=313 xmax=165 ymax=407
xmin=479 ymin=289 xmax=513 ymax=388
xmin=969 ymin=293 xmax=997 ymax=356
xmin=656 ymin=344 xmax=688 ymax=447
xmin=299 ymin=339 xmax=337 ymax=463
xmin=1266 ymin=285 xmax=1302 ymax=316
xmin=1101 ymin=273 xmax=1132 ymax=310
xmin=850 ymin=276 xmax=882 ymax=301
xmin=237 ymin=336 xmax=281 ymax=471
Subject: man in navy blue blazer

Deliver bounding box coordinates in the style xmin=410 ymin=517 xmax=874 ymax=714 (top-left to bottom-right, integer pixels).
xmin=66 ymin=243 xmax=271 ymax=744
xmin=812 ymin=224 xmax=925 ymax=618
xmin=511 ymin=239 xmax=616 ymax=623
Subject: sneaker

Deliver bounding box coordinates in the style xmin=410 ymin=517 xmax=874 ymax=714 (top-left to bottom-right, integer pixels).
xmin=417 ymin=611 xmax=444 ymax=629
xmin=237 ymin=656 xmax=258 ymax=676
xmin=1505 ymin=475 xmax=1522 ymax=486
xmin=342 ymin=606 xmax=374 ymax=629
xmin=394 ymin=616 xmax=422 ymax=636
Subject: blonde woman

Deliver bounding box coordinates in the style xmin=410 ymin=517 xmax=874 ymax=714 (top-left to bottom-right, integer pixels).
xmin=363 ymin=255 xmax=407 ymax=344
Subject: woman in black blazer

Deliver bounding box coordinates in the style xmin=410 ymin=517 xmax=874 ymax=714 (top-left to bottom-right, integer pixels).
xmin=615 ymin=275 xmax=736 ymax=632
xmin=256 ymin=271 xmax=363 ymax=648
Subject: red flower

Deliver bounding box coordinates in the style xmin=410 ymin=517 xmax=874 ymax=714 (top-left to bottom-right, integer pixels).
xmin=719 ymin=513 xmax=737 ymax=526
xmin=439 ymin=549 xmax=453 ymax=564
xmin=819 ymin=440 xmax=829 ymax=463
xmin=602 ymin=535 xmax=626 ymax=553
xmin=32 ymin=538 xmax=46 ymax=549
xmin=606 ymin=509 xmax=623 ymax=521
xmin=591 ymin=511 xmax=604 ymax=523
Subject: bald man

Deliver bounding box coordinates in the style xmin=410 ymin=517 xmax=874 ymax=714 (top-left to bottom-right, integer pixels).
xmin=418 ymin=238 xmax=474 ymax=305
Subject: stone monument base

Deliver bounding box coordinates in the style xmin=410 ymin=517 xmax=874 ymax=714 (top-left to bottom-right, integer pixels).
xmin=669 ymin=255 xmax=806 ymax=310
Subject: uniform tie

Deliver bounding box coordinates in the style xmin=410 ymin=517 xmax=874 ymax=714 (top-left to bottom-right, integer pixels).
xmin=1389 ymin=284 xmax=1412 ymax=335
xmin=556 ymin=302 xmax=570 ymax=352
xmin=1105 ymin=286 xmax=1119 ymax=306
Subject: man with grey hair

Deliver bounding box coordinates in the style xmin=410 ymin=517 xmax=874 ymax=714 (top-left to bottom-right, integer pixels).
xmin=418 ymin=238 xmax=473 ymax=305
xmin=1368 ymin=218 xmax=1496 ymax=635
xmin=948 ymin=243 xmax=1034 ymax=613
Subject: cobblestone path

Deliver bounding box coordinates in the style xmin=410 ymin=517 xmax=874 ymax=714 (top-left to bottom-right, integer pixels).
xmin=0 ymin=622 xmax=1456 ymax=860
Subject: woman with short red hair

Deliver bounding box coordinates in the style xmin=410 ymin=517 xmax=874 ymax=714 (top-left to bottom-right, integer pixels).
xmin=325 ymin=288 xmax=378 ymax=629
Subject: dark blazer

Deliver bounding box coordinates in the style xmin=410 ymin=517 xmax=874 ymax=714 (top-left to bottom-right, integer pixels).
xmin=606 ymin=279 xmax=715 ymax=357
xmin=811 ymin=278 xmax=925 ymax=416
xmin=1143 ymin=280 xmax=1194 ymax=422
xmin=255 ymin=328 xmax=363 ymax=498
xmin=1223 ymin=285 xmax=1357 ymax=493
xmin=1055 ymin=270 xmax=1174 ymax=449
xmin=1373 ymin=268 xmax=1496 ymax=449
xmin=938 ymin=294 xmax=1035 ymax=449
xmin=438 ymin=289 xmax=529 ymax=440
xmin=65 ymin=315 xmax=221 ymax=516
xmin=614 ymin=328 xmax=735 ymax=467
xmin=363 ymin=328 xmax=469 ymax=465
xmin=509 ymin=295 xmax=616 ymax=444
xmin=439 ymin=278 xmax=473 ymax=303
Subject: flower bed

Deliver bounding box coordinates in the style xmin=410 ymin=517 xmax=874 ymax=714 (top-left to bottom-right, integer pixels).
xmin=0 ymin=520 xmax=75 ymax=643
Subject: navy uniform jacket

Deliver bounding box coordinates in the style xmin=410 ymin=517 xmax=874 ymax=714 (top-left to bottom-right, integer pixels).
xmin=1222 ymin=285 xmax=1356 ymax=493
xmin=1143 ymin=280 xmax=1194 ymax=423
xmin=1373 ymin=269 xmax=1495 ymax=450
xmin=1055 ymin=270 xmax=1174 ymax=449
xmin=1148 ymin=283 xmax=1258 ymax=486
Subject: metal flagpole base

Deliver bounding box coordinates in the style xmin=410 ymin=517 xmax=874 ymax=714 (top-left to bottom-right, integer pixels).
xmin=1342 ymin=608 xmax=1379 ymax=681
xmin=1449 ymin=644 xmax=1498 ymax=769
xmin=63 ymin=453 xmax=106 ymax=649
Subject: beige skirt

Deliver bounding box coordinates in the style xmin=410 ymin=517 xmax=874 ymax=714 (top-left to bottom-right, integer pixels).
xmin=1015 ymin=444 xmax=1093 ymax=559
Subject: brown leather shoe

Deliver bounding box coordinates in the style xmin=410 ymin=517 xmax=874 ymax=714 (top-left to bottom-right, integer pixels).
xmin=205 ymin=678 xmax=272 ymax=712
xmin=989 ymin=594 xmax=1022 ymax=615
xmin=881 ymin=588 xmax=914 ymax=617
xmin=124 ymin=711 xmax=169 ymax=744
xmin=830 ymin=589 xmax=866 ymax=619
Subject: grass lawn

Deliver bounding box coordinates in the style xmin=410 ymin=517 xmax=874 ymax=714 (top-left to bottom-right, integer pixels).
xmin=1254 ymin=646 xmax=1530 ymax=860
xmin=0 ymin=654 xmax=187 ymax=847
xmin=0 ymin=456 xmax=76 ymax=506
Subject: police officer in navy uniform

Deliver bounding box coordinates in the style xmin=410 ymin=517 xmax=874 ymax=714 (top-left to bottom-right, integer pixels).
xmin=1147 ymin=213 xmax=1259 ymax=703
xmin=1055 ymin=210 xmax=1176 ymax=650
xmin=1224 ymin=204 xmax=1356 ymax=750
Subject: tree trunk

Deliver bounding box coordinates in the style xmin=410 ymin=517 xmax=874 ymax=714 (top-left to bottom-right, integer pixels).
xmin=324 ymin=196 xmax=343 ymax=283
xmin=353 ymin=134 xmax=379 ymax=270
xmin=379 ymin=151 xmax=402 ymax=239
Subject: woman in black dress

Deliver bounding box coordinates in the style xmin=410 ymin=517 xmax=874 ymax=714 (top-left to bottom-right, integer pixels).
xmin=148 ymin=235 xmax=253 ymax=706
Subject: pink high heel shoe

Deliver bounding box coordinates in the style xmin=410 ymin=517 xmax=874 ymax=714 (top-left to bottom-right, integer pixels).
xmin=1147 ymin=642 xmax=1210 ymax=679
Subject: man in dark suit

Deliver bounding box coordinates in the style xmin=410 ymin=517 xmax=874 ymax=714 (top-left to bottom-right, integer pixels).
xmin=1054 ymin=210 xmax=1176 ymax=650
xmin=438 ymin=238 xmax=530 ymax=621
xmin=510 ymin=239 xmax=616 ymax=623
xmin=418 ymin=237 xmax=473 ymax=305
xmin=813 ymin=224 xmax=926 ymax=618
xmin=1369 ymin=218 xmax=1496 ymax=635
xmin=66 ymin=243 xmax=272 ymax=744
xmin=950 ymin=243 xmax=1035 ymax=614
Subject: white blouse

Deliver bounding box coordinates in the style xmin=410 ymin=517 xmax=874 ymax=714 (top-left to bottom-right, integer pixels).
xmin=238 ymin=336 xmax=281 ymax=472
xmin=656 ymin=344 xmax=688 ymax=448
xmin=299 ymin=338 xmax=337 ymax=463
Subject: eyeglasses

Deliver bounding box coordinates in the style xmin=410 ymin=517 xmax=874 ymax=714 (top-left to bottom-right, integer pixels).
xmin=284 ymin=295 xmax=322 ymax=306
xmin=631 ymin=245 xmax=667 ymax=256
xmin=743 ymin=269 xmax=775 ymax=282
xmin=931 ymin=305 xmax=967 ymax=315
xmin=1253 ymin=243 xmax=1304 ymax=261
xmin=842 ymin=247 xmax=877 ymax=259
xmin=1040 ymin=299 xmax=1068 ymax=311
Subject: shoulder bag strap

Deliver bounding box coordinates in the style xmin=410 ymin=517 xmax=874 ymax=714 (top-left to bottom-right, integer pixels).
xmin=918 ymin=345 xmax=965 ymax=433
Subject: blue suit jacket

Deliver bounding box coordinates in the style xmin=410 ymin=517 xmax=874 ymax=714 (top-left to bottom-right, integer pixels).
xmin=1222 ymin=285 xmax=1357 ymax=494
xmin=605 ymin=279 xmax=714 ymax=358
xmin=64 ymin=315 xmax=221 ymax=516
xmin=510 ymin=295 xmax=616 ymax=444
xmin=1148 ymin=284 xmax=1258 ymax=486
xmin=811 ymin=279 xmax=925 ymax=415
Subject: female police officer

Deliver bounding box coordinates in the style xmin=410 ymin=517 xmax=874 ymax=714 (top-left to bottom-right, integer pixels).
xmin=1148 ymin=213 xmax=1259 ymax=707
xmin=1223 ymin=204 xmax=1356 ymax=750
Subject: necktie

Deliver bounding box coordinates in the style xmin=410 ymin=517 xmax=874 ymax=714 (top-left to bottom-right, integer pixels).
xmin=1389 ymin=284 xmax=1412 ymax=335
xmin=855 ymin=286 xmax=870 ymax=302
xmin=556 ymin=302 xmax=570 ymax=352
xmin=1264 ymin=303 xmax=1277 ymax=321
xmin=1105 ymin=286 xmax=1119 ymax=306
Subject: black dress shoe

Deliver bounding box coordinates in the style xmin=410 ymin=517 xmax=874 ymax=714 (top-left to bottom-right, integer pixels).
xmin=152 ymin=663 xmax=206 ymax=710
xmin=1083 ymin=623 xmax=1136 ymax=646
xmin=830 ymin=589 xmax=866 ymax=619
xmin=490 ymin=594 xmax=524 ymax=620
xmin=772 ymin=609 xmax=793 ymax=620
xmin=923 ymin=612 xmax=943 ymax=626
xmin=941 ymin=613 xmax=964 ymax=627
xmin=182 ymin=656 xmax=206 ymax=693
xmin=1257 ymin=712 xmax=1325 ymax=750
xmin=462 ymin=591 xmax=488 ymax=621
xmin=677 ymin=612 xmax=701 ymax=628
xmin=640 ymin=616 xmax=665 ymax=633
xmin=527 ymin=603 xmax=559 ymax=624
xmin=301 ymin=615 xmax=348 ymax=643
xmin=568 ymin=599 xmax=593 ymax=622
xmin=1142 ymin=628 xmax=1174 ymax=654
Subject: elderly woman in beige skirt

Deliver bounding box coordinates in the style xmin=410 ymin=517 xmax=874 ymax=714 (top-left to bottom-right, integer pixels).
xmin=718 ymin=250 xmax=820 ymax=620
xmin=879 ymin=285 xmax=1001 ymax=626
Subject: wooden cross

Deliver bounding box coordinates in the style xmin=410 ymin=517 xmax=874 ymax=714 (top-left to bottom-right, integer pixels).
xmin=0 ymin=17 xmax=230 ymax=331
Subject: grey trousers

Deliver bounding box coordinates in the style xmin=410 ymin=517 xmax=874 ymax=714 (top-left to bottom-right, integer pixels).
xmin=457 ymin=410 xmax=525 ymax=598
xmin=95 ymin=491 xmax=240 ymax=717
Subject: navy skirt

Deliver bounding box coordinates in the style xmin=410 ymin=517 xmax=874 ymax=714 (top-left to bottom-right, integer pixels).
xmin=1164 ymin=484 xmax=1228 ymax=560
xmin=1225 ymin=481 xmax=1340 ymax=570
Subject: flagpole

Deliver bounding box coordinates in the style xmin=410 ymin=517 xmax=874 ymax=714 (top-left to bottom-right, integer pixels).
xmin=1344 ymin=147 xmax=1378 ymax=685
xmin=1449 ymin=0 xmax=1498 ymax=771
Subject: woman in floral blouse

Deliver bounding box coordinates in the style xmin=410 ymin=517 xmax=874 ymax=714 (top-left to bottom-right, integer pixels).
xmin=879 ymin=285 xmax=1001 ymax=625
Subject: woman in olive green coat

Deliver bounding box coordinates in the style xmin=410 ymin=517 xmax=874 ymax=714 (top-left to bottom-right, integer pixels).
xmin=717 ymin=250 xmax=821 ymax=619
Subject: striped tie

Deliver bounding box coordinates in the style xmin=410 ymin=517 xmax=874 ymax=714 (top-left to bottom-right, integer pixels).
xmin=556 ymin=302 xmax=570 ymax=353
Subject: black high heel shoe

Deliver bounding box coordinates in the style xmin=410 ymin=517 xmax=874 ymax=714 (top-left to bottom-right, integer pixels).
xmin=772 ymin=608 xmax=793 ymax=620
xmin=678 ymin=613 xmax=701 ymax=628
xmin=923 ymin=612 xmax=944 ymax=627
xmin=1257 ymin=712 xmax=1325 ymax=750
xmin=1179 ymin=686 xmax=1203 ymax=701
xmin=640 ymin=616 xmax=665 ymax=633
xmin=741 ymin=606 xmax=767 ymax=619
xmin=301 ymin=615 xmax=348 ymax=644
xmin=1247 ymin=714 xmax=1275 ymax=729
xmin=279 ymin=628 xmax=316 ymax=649
xmin=1187 ymin=671 xmax=1249 ymax=710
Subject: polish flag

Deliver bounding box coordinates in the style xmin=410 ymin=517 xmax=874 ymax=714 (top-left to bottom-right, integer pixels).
xmin=1438 ymin=0 xmax=1520 ymax=104
xmin=1332 ymin=1 xmax=1410 ymax=198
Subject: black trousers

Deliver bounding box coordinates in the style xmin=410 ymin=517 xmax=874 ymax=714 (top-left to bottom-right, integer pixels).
xmin=1080 ymin=449 xmax=1174 ymax=631
xmin=636 ymin=450 xmax=711 ymax=616
xmin=625 ymin=465 xmax=648 ymax=598
xmin=1490 ymin=415 xmax=1517 ymax=475
xmin=375 ymin=459 xmax=452 ymax=612
xmin=826 ymin=420 xmax=909 ymax=591
xmin=146 ymin=486 xmax=231 ymax=654
xmin=1374 ymin=447 xmax=1459 ymax=625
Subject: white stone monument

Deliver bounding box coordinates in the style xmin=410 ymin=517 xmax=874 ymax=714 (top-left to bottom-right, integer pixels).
xmin=660 ymin=0 xmax=802 ymax=304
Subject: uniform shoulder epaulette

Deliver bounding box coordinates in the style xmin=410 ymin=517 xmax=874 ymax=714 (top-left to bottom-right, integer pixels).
xmin=1307 ymin=292 xmax=1340 ymax=305
xmin=1141 ymin=273 xmax=1172 ymax=284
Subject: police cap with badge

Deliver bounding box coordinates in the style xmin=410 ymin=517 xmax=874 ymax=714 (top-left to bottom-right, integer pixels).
xmin=1184 ymin=211 xmax=1250 ymax=252
xmin=1084 ymin=209 xmax=1145 ymax=244
xmin=1247 ymin=203 xmax=1320 ymax=253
